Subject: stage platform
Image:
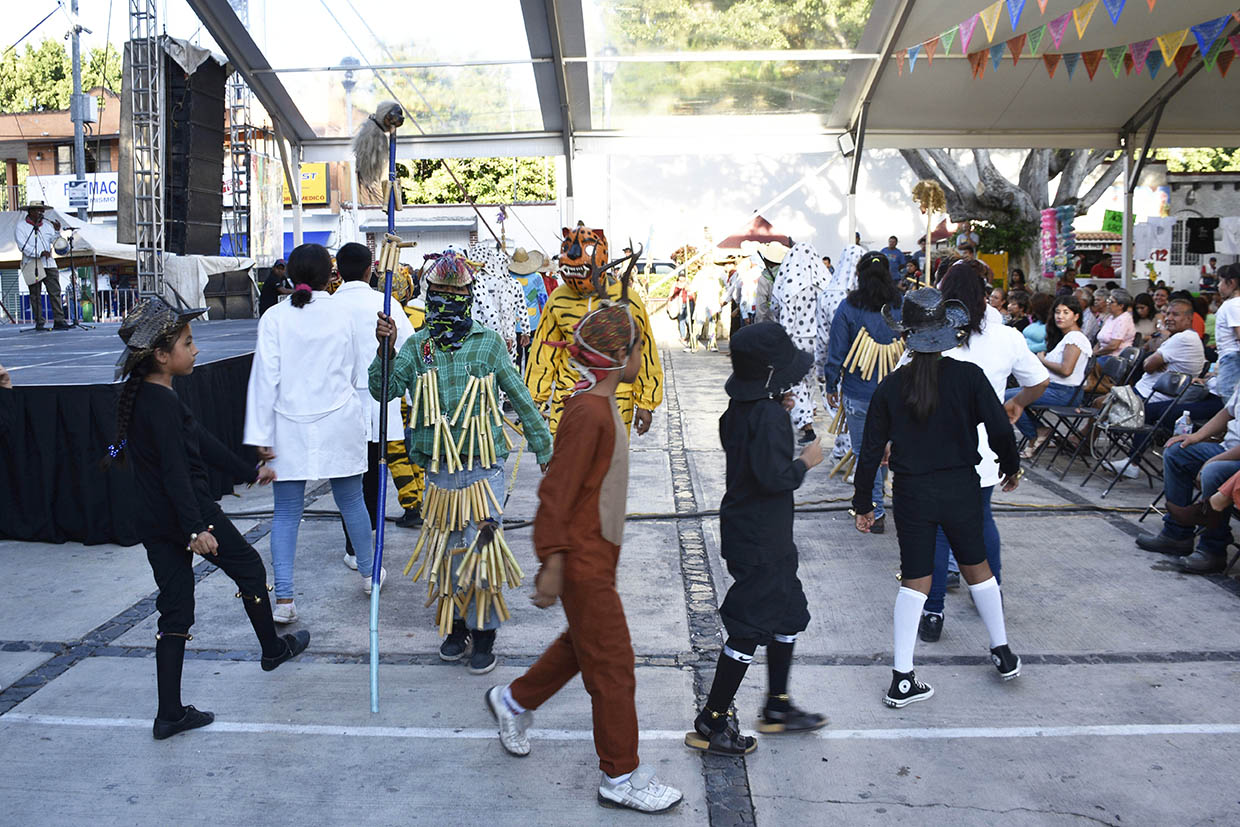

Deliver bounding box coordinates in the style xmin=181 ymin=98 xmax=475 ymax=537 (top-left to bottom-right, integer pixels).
xmin=0 ymin=319 xmax=258 ymax=387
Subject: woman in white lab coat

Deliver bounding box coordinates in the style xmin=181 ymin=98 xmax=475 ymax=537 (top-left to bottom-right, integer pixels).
xmin=244 ymin=243 xmax=379 ymax=624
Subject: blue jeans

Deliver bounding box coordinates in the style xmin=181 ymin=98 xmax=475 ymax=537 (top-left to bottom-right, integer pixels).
xmin=1006 ymin=383 xmax=1080 ymax=440
xmin=925 ymin=486 xmax=999 ymax=615
xmin=271 ymin=475 xmax=374 ymax=599
xmin=844 ymin=394 xmax=885 ymax=518
xmin=1160 ymin=442 xmax=1239 ymax=555
xmin=426 ymin=463 xmax=506 ymax=631
xmin=678 ymin=300 xmax=696 ymax=342
xmin=1216 ymin=351 xmax=1240 ymax=400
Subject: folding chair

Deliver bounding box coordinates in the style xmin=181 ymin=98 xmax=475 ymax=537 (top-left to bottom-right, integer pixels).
xmin=1026 ymin=354 xmax=1134 ymax=479
xmin=1080 ymin=371 xmax=1194 ymax=498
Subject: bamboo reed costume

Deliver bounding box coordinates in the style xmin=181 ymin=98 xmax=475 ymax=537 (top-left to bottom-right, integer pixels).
xmin=525 ymin=224 xmax=663 ymax=434
xmin=370 ymin=252 xmax=553 ymax=672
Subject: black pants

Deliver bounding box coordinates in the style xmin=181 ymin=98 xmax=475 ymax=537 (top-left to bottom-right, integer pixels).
xmin=144 ymin=505 xmax=269 ymax=636
xmin=892 ymin=468 xmax=987 ymax=580
xmin=718 ymin=552 xmax=810 ymax=644
xmin=345 ymin=440 xmax=383 ymax=555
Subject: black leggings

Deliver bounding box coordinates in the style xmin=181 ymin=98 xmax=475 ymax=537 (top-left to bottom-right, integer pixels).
xmin=145 ymin=506 xmax=270 ymax=636
xmin=892 ymin=468 xmax=987 ymax=581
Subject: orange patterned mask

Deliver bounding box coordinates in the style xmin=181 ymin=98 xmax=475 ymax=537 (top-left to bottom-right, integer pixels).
xmin=558 ymin=223 xmax=608 ymax=293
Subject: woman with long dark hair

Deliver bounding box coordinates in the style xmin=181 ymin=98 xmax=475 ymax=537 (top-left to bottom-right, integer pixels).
xmin=851 ymin=288 xmax=1022 ymax=707
xmin=821 ymin=251 xmax=902 ymax=532
xmin=1006 ymin=296 xmax=1092 ymax=457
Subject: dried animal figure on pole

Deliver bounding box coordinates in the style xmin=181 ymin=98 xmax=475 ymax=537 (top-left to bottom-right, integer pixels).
xmin=352 ymin=101 xmax=405 ymax=203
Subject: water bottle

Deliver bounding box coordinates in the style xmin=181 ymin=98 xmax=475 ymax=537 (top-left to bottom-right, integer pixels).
xmin=1173 ymin=411 xmax=1193 ymax=436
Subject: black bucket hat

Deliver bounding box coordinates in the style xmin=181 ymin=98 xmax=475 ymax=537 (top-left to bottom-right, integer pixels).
xmin=114 ymin=297 xmax=206 ymax=379
xmin=882 ymin=287 xmax=968 ymax=354
xmin=725 ymin=321 xmax=814 ymax=401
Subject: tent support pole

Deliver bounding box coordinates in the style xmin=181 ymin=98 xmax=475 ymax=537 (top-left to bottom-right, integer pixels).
xmin=848 ymin=100 xmax=869 ymax=244
xmin=1121 ymin=133 xmax=1134 ymax=291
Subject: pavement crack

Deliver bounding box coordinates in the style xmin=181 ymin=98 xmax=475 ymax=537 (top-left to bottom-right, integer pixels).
xmin=755 ymin=795 xmax=1121 ymax=825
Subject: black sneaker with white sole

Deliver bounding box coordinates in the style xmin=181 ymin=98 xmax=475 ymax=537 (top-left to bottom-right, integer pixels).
xmin=918 ymin=612 xmax=943 ymax=642
xmin=990 ymin=644 xmax=1021 ymax=680
xmin=469 ymin=629 xmax=498 ymax=675
xmin=883 ymin=670 xmax=934 ymax=708
xmin=439 ymin=619 xmax=471 ymax=662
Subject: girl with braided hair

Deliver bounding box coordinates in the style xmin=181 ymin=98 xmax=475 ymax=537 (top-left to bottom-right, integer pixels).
xmin=106 ymin=298 xmax=309 ymax=740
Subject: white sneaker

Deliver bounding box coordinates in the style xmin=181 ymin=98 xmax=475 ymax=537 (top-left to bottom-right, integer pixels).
xmin=362 ymin=567 xmax=387 ymax=595
xmin=485 ymin=685 xmax=532 ymax=757
xmin=343 ymin=552 xmax=358 ymax=571
xmin=1120 ymin=463 xmax=1141 ymax=479
xmin=272 ymin=601 xmax=298 ymax=624
xmin=597 ymin=765 xmax=683 ymax=813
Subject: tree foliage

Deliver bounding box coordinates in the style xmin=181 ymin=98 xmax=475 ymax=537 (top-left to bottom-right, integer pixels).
xmin=0 ymin=39 xmax=121 ymax=113
xmin=1153 ymin=147 xmax=1240 ymax=173
xmin=396 ymin=157 xmax=555 ymax=205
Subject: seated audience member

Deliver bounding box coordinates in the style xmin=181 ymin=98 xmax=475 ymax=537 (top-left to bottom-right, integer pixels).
xmin=1024 ymin=292 xmax=1052 ymax=354
xmin=1136 ymin=298 xmax=1206 ymax=404
xmin=1136 ymin=385 xmax=1240 ymax=575
xmin=1009 ymin=268 xmax=1027 ymax=293
xmin=1095 ymin=289 xmax=1136 ymax=364
xmin=1006 ymin=291 xmax=1031 ymax=332
xmin=1132 ymin=292 xmax=1157 ymax=342
xmin=1082 ymin=289 xmax=1107 ymax=344
xmin=1168 ymin=290 xmax=1206 ymax=340
xmin=1007 ymin=296 xmax=1092 ymax=456
xmin=988 ymin=287 xmax=1006 ymax=314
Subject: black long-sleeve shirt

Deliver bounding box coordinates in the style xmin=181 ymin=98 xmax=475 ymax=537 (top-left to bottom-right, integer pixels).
xmin=852 ymin=357 xmax=1019 ymax=513
xmin=719 ymin=397 xmax=808 ymax=564
xmin=128 ymin=382 xmax=257 ymax=543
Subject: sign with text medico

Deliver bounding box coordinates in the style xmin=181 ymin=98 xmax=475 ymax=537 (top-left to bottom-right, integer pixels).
xmin=28 ymin=172 xmax=119 ymax=213
xmin=282 ymin=163 xmax=330 ymax=206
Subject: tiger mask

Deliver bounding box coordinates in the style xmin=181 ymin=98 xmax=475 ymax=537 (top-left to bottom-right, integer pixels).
xmin=558 ymin=223 xmax=609 ymax=295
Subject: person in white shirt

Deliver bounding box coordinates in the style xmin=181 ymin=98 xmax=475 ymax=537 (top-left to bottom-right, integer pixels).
xmin=1136 ymin=298 xmax=1205 ymax=404
xmin=1007 ymin=296 xmax=1093 ymax=456
xmin=1211 ymin=265 xmax=1240 ymax=399
xmin=919 ymin=262 xmax=1050 ymax=643
xmin=328 ymin=242 xmax=416 ymax=571
xmin=14 ymin=201 xmax=67 ymax=330
xmin=244 ymin=243 xmax=380 ymax=624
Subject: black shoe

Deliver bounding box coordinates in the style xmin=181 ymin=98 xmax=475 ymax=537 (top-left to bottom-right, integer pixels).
xmin=684 ymin=709 xmax=757 ymax=755
xmin=261 ymin=630 xmax=311 ymax=672
xmin=53 ymin=321 xmax=71 ymax=330
xmin=798 ymin=428 xmax=817 ymax=445
xmin=395 ymin=507 xmax=423 ymax=529
xmin=883 ymin=670 xmax=934 ymax=708
xmin=152 ymin=704 xmax=214 ymax=740
xmin=870 ymin=515 xmax=885 ymax=534
xmin=1177 ymin=550 xmax=1226 ymax=574
xmin=757 ymin=696 xmax=828 ymax=734
xmin=33 ymin=324 xmax=48 ymax=331
xmin=945 ymin=571 xmax=961 ymax=590
xmin=1135 ymin=531 xmax=1194 ymax=555
xmin=468 ymin=629 xmax=497 ymax=675
xmin=918 ymin=612 xmax=943 ymax=643
xmin=990 ymin=644 xmax=1021 ymax=680
xmin=439 ymin=619 xmax=471 ymax=662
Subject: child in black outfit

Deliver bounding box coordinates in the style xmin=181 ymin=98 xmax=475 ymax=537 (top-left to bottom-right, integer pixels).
xmin=106 ymin=299 xmax=310 ymax=740
xmin=685 ymin=322 xmax=828 ymax=756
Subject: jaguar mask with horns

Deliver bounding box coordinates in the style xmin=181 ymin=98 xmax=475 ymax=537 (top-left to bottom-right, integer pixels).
xmin=558 ymin=223 xmax=610 ymax=294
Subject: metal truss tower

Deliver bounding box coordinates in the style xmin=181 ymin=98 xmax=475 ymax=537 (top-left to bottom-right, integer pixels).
xmin=225 ymin=0 xmax=252 ymax=258
xmin=129 ymin=0 xmax=164 ymax=298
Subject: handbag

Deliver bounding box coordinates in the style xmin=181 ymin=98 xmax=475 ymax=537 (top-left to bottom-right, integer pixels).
xmin=666 ymin=294 xmax=683 ymax=320
xmin=1098 ymin=385 xmax=1145 ymax=429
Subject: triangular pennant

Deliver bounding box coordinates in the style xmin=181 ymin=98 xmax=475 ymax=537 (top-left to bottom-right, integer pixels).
xmin=1006 ymin=0 xmax=1027 ymax=30
xmin=968 ymin=50 xmax=988 ymax=79
xmin=1027 ymin=24 xmax=1047 ymax=56
xmin=1202 ymin=35 xmax=1226 ymax=72
xmin=980 ymin=1 xmax=1004 ymax=43
xmin=940 ymin=27 xmax=957 ymax=55
xmin=1008 ymin=33 xmax=1027 ymax=64
xmin=1130 ymin=38 xmax=1154 ymax=74
xmin=896 ymin=49 xmax=906 ymax=75
xmin=1105 ymin=45 xmax=1127 ymax=77
xmin=924 ymin=36 xmax=940 ymax=65
xmin=1074 ymin=0 xmax=1098 ymax=39
xmin=1082 ymin=49 xmax=1104 ymax=80
xmin=1190 ymin=15 xmax=1231 ymax=58
xmin=1173 ymin=44 xmax=1196 ymax=77
xmin=1145 ymin=50 xmax=1162 ymax=79
xmin=1123 ymin=52 xmax=1134 ymax=74
xmin=1101 ymin=0 xmax=1127 ymax=26
xmin=1048 ymin=12 xmax=1072 ymax=48
xmin=1232 ymin=36 xmax=1240 ymax=56
xmin=1043 ymin=52 xmax=1062 ymax=78
xmin=907 ymin=44 xmax=922 ymax=72
xmin=1146 ymin=0 xmax=1156 ymax=10
xmin=1218 ymin=50 xmax=1235 ymax=79
xmin=959 ymin=14 xmax=981 ymax=54
xmin=1063 ymin=52 xmax=1081 ymax=79
xmin=1157 ymin=29 xmax=1188 ymax=67
xmin=1037 ymin=0 xmax=1049 ymax=12
xmin=990 ymin=42 xmax=1006 ymax=70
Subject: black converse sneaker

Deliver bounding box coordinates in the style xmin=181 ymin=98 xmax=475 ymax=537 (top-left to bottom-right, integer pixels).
xmin=990 ymin=644 xmax=1021 ymax=680
xmin=758 ymin=694 xmax=829 ymax=734
xmin=684 ymin=708 xmax=757 ymax=755
xmin=439 ymin=619 xmax=471 ymax=662
xmin=883 ymin=670 xmax=934 ymax=708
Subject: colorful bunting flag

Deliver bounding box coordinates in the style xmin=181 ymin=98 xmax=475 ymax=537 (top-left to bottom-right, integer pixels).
xmin=925 ymin=36 xmax=940 ymax=65
xmin=1157 ymin=29 xmax=1188 ymax=67
xmin=1130 ymin=38 xmax=1154 ymax=73
xmin=1027 ymin=24 xmax=1047 ymax=56
xmin=968 ymin=50 xmax=987 ymax=79
xmin=1173 ymin=44 xmax=1196 ymax=77
xmin=1006 ymin=0 xmax=1027 ymax=30
xmin=896 ymin=50 xmax=906 ymax=75
xmin=1043 ymin=52 xmax=1062 ymax=78
xmin=1145 ymin=50 xmax=1162 ymax=79
xmin=990 ymin=43 xmax=1006 ymax=70
xmin=1190 ymin=15 xmax=1231 ymax=58
xmin=1008 ymin=33 xmax=1027 ymax=64
xmin=1202 ymin=35 xmax=1227 ymax=72
xmin=980 ymin=1 xmax=1004 ymax=43
xmin=1105 ymin=45 xmax=1127 ymax=77
xmin=907 ymin=43 xmax=922 ymax=72
xmin=1081 ymin=49 xmax=1104 ymax=80
xmin=1145 ymin=0 xmax=1156 ymax=10
xmin=1074 ymin=0 xmax=1098 ymax=39
xmin=940 ymin=27 xmax=957 ymax=55
xmin=1101 ymin=0 xmax=1127 ymax=26
xmin=959 ymin=14 xmax=981 ymax=54
xmin=1048 ymin=12 xmax=1072 ymax=49
xmin=1037 ymin=0 xmax=1049 ymax=12
xmin=1123 ymin=53 xmax=1134 ymax=74
xmin=1063 ymin=52 xmax=1080 ymax=79
xmin=1232 ymin=36 xmax=1240 ymax=58
xmin=1217 ymin=50 xmax=1235 ymax=79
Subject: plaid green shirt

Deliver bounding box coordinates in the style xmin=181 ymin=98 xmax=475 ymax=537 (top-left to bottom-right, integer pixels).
xmin=369 ymin=321 xmax=553 ymax=469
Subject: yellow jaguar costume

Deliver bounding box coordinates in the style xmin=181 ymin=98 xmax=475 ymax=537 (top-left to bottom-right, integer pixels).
xmin=525 ymin=223 xmax=664 ymax=433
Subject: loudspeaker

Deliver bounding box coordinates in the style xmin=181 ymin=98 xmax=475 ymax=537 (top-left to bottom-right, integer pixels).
xmin=164 ymin=54 xmax=226 ymax=256
xmin=203 ymin=270 xmax=256 ymax=319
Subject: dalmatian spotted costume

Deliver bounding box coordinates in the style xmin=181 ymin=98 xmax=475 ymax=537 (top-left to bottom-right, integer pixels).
xmin=465 ymin=242 xmax=524 ymax=351
xmin=771 ymin=242 xmax=830 ymax=432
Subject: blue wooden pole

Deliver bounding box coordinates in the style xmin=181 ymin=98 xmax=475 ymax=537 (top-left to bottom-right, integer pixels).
xmin=369 ymin=131 xmax=397 ymax=713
